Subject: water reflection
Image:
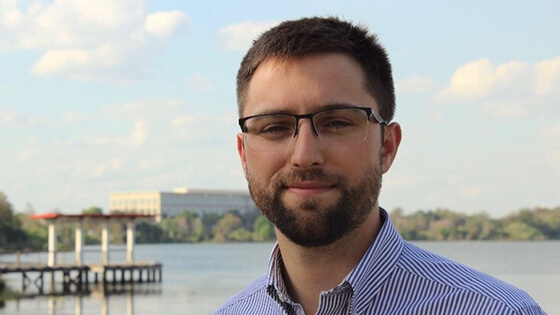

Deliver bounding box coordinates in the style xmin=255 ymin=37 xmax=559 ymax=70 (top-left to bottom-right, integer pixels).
xmin=21 ymin=283 xmax=161 ymax=315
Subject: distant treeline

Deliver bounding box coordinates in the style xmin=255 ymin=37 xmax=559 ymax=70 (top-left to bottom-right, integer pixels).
xmin=0 ymin=190 xmax=276 ymax=251
xmin=390 ymin=207 xmax=560 ymax=241
xmin=1 ymin=191 xmax=560 ymax=252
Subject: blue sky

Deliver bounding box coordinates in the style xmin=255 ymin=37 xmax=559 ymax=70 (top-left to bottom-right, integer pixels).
xmin=1 ymin=0 xmax=559 ymax=217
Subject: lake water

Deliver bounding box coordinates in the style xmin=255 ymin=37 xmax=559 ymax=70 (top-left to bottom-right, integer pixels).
xmin=1 ymin=241 xmax=558 ymax=314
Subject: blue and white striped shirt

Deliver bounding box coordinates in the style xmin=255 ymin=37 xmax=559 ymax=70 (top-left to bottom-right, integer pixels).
xmin=214 ymin=209 xmax=547 ymax=315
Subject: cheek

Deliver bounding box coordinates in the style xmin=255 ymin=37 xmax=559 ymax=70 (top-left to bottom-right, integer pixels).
xmin=339 ymin=140 xmax=380 ymax=163
xmin=245 ymin=152 xmax=285 ymax=181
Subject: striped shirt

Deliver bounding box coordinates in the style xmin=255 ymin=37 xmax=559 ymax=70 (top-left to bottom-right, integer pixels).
xmin=213 ymin=209 xmax=547 ymax=315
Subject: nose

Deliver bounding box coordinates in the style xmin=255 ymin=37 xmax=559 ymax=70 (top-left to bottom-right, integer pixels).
xmin=288 ymin=119 xmax=324 ymax=168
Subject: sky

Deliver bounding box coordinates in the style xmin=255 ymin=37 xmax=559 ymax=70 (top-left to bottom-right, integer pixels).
xmin=1 ymin=0 xmax=559 ymax=218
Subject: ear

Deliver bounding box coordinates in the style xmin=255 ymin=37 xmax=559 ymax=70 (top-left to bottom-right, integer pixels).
xmin=381 ymin=122 xmax=402 ymax=174
xmin=237 ymin=133 xmax=248 ymax=176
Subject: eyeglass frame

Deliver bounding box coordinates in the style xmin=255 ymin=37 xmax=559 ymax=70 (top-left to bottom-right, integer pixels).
xmin=238 ymin=105 xmax=387 ymax=139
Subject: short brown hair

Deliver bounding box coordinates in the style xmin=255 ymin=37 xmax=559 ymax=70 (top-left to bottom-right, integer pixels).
xmin=236 ymin=16 xmax=395 ymax=122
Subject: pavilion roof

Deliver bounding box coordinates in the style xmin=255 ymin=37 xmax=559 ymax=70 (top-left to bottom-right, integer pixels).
xmin=30 ymin=213 xmax=154 ymax=221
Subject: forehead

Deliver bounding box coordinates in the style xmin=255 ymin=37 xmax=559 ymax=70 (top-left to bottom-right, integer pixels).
xmin=243 ymin=53 xmax=376 ymax=116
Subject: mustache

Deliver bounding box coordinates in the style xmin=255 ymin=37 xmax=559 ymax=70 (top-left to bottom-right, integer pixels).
xmin=274 ymin=168 xmax=348 ymax=187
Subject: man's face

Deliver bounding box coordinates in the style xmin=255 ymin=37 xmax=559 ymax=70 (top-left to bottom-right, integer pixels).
xmin=237 ymin=53 xmax=398 ymax=247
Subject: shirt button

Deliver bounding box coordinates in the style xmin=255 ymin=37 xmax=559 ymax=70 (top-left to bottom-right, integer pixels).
xmin=277 ymin=292 xmax=286 ymax=303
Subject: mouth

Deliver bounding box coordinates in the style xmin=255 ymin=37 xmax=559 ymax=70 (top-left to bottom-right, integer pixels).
xmin=284 ymin=181 xmax=336 ymax=197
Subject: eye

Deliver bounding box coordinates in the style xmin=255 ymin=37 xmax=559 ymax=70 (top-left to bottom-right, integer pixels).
xmin=259 ymin=123 xmax=293 ymax=135
xmin=317 ymin=116 xmax=359 ymax=135
xmin=246 ymin=115 xmax=295 ymax=140
xmin=322 ymin=118 xmax=355 ymax=129
xmin=315 ymin=109 xmax=366 ymax=135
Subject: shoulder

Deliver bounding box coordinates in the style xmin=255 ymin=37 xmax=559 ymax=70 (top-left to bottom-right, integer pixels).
xmin=213 ymin=275 xmax=279 ymax=315
xmin=393 ymin=242 xmax=545 ymax=314
xmin=397 ymin=241 xmax=514 ymax=292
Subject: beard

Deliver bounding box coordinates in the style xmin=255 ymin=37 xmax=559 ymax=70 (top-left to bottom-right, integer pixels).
xmin=247 ymin=163 xmax=382 ymax=247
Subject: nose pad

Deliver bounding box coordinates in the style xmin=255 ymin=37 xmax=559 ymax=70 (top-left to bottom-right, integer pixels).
xmin=293 ymin=117 xmax=319 ymax=138
xmin=289 ymin=120 xmax=324 ymax=167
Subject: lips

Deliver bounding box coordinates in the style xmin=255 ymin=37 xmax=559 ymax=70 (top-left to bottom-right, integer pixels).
xmin=284 ymin=181 xmax=336 ymax=196
xmin=277 ymin=168 xmax=341 ymax=197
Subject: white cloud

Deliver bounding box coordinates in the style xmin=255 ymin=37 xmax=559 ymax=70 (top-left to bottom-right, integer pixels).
xmin=171 ymin=114 xmax=209 ymax=140
xmin=102 ymin=99 xmax=182 ymax=120
xmin=437 ymin=56 xmax=560 ymax=119
xmin=145 ymin=11 xmax=188 ymax=39
xmin=481 ymin=100 xmax=530 ymax=119
xmin=17 ymin=142 xmax=42 ymax=162
xmin=0 ymin=110 xmax=17 ymax=124
xmin=33 ymin=49 xmax=91 ymax=77
xmin=219 ymin=21 xmax=277 ymax=51
xmin=60 ymin=112 xmax=88 ymax=123
xmin=396 ymin=75 xmax=433 ymax=93
xmin=535 ymin=55 xmax=560 ymax=96
xmin=0 ymin=109 xmax=91 ymax=128
xmin=89 ymin=99 xmax=237 ymax=148
xmin=7 ymin=98 xmax=217 ymax=193
xmin=539 ymin=122 xmax=560 ymax=165
xmin=185 ymin=73 xmax=217 ymax=93
xmin=131 ymin=119 xmax=147 ymax=146
xmin=1 ymin=0 xmax=188 ymax=81
xmin=439 ymin=58 xmax=530 ymax=100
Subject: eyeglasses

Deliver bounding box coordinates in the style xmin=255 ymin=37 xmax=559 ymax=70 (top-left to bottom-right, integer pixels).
xmin=239 ymin=106 xmax=386 ymax=152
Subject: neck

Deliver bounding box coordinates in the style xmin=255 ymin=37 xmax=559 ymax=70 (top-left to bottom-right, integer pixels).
xmin=276 ymin=209 xmax=382 ymax=314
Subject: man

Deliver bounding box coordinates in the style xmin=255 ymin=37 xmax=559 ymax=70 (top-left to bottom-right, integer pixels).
xmin=214 ymin=16 xmax=546 ymax=315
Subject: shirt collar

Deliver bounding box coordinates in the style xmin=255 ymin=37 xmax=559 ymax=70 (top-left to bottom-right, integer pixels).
xmin=265 ymin=208 xmax=404 ymax=312
xmin=345 ymin=208 xmax=403 ymax=312
xmin=266 ymin=242 xmax=291 ymax=303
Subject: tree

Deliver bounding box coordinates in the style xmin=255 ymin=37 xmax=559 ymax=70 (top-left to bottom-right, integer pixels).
xmin=530 ymin=207 xmax=560 ymax=239
xmin=82 ymin=206 xmax=103 ymax=214
xmin=503 ymin=221 xmax=544 ymax=240
xmin=202 ymin=213 xmax=221 ymax=239
xmin=229 ymin=228 xmax=253 ymax=242
xmin=0 ymin=192 xmax=29 ymax=250
xmin=212 ymin=213 xmax=245 ymax=242
xmin=253 ymin=215 xmax=275 ymax=241
xmin=169 ymin=211 xmax=204 ymax=242
xmin=16 ymin=213 xmax=48 ymax=249
xmin=0 ymin=192 xmax=16 ymax=224
xmin=461 ymin=212 xmax=495 ymax=240
xmin=136 ymin=221 xmax=166 ymax=243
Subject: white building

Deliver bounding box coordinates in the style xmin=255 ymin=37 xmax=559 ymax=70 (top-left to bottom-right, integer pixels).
xmin=109 ymin=188 xmax=257 ymax=222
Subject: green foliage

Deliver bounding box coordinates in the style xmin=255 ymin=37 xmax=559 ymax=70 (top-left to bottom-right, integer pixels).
xmin=3 ymin=189 xmax=560 ymax=248
xmin=81 ymin=206 xmax=103 ymax=214
xmin=229 ymin=228 xmax=253 ymax=242
xmin=253 ymin=215 xmax=275 ymax=241
xmin=15 ymin=213 xmax=47 ymax=250
xmin=502 ymin=221 xmax=544 ymax=240
xmin=0 ymin=193 xmax=29 ymax=250
xmin=212 ymin=213 xmax=245 ymax=242
xmin=160 ymin=210 xmax=204 ymax=242
xmin=136 ymin=221 xmax=166 ymax=243
xmin=390 ymin=206 xmax=560 ymax=241
xmin=0 ymin=192 xmax=16 ymax=223
xmin=202 ymin=213 xmax=221 ymax=239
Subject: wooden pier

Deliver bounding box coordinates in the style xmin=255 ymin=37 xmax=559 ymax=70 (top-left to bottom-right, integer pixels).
xmin=0 ymin=213 xmax=162 ymax=297
xmin=0 ymin=262 xmax=162 ymax=295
